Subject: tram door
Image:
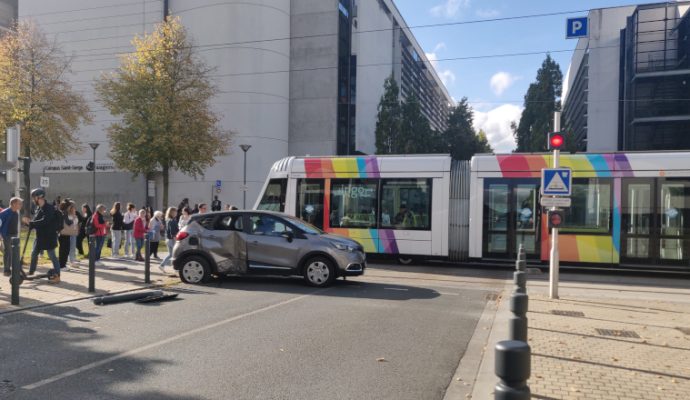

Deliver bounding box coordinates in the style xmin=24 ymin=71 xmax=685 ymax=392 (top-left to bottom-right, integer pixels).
xmin=483 ymin=180 xmax=541 ymax=260
xmin=621 ymin=179 xmax=690 ymax=266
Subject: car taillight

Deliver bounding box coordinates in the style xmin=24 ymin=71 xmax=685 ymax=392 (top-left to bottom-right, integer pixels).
xmin=176 ymin=231 xmax=189 ymax=241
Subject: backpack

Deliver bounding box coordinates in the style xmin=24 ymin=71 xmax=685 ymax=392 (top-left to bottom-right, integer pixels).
xmin=85 ymin=215 xmax=96 ymax=236
xmin=54 ymin=209 xmax=65 ymax=233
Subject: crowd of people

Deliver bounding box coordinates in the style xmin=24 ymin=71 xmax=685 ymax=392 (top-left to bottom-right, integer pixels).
xmin=0 ymin=190 xmax=240 ymax=284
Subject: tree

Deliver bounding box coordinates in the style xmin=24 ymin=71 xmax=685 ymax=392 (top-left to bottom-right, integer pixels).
xmin=442 ymin=98 xmax=477 ymax=160
xmin=398 ymin=92 xmax=435 ymax=154
xmin=475 ymin=129 xmax=493 ymax=154
xmin=375 ymin=75 xmax=401 ymax=154
xmin=514 ymin=54 xmax=562 ymax=152
xmin=0 ymin=20 xmax=91 ymax=213
xmin=96 ymin=17 xmax=232 ymax=206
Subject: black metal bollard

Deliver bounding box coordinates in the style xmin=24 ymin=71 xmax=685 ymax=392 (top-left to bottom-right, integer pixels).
xmin=88 ymin=236 xmax=96 ymax=293
xmin=495 ymin=340 xmax=531 ymax=400
xmin=10 ymin=237 xmax=21 ymax=305
xmin=144 ymin=236 xmax=151 ymax=284
xmin=509 ymin=292 xmax=529 ymax=341
xmin=514 ymin=244 xmax=527 ymax=294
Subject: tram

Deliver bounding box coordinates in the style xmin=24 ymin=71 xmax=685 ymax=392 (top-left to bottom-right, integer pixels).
xmin=255 ymin=152 xmax=690 ymax=270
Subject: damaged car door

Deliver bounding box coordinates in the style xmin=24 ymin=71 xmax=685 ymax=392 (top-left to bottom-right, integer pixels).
xmin=200 ymin=213 xmax=248 ymax=275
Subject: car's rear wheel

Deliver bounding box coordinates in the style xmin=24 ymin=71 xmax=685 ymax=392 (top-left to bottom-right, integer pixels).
xmin=303 ymin=256 xmax=336 ymax=287
xmin=179 ymin=256 xmax=211 ymax=284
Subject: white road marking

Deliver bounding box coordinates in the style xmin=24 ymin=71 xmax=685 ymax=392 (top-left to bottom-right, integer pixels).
xmin=438 ymin=292 xmax=460 ymax=296
xmin=384 ymin=287 xmax=408 ymax=291
xmin=22 ymin=291 xmax=323 ymax=390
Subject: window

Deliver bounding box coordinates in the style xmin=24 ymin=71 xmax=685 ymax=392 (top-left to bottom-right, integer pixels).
xmin=249 ymin=215 xmax=292 ymax=237
xmin=215 ymin=214 xmax=243 ymax=231
xmin=194 ymin=216 xmax=216 ymax=230
xmin=329 ymin=179 xmax=377 ymax=228
xmin=380 ymin=179 xmax=432 ymax=230
xmin=561 ymin=179 xmax=611 ymax=234
xmin=257 ymin=179 xmax=286 ymax=212
xmin=297 ymin=179 xmax=324 ymax=229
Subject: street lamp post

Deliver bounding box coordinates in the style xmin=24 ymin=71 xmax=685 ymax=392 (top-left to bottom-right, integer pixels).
xmin=89 ymin=143 xmax=99 ymax=209
xmin=240 ymin=144 xmax=251 ymax=209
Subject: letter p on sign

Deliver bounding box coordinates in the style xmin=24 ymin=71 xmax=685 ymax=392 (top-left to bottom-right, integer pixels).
xmin=566 ymin=17 xmax=588 ymax=39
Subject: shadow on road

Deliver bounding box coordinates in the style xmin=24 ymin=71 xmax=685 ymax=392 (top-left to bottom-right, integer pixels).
xmin=202 ymin=275 xmax=443 ymax=301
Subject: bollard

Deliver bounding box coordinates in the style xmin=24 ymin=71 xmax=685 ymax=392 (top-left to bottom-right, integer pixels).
xmin=495 ymin=340 xmax=531 ymax=400
xmin=515 ymin=244 xmax=526 ymax=272
xmin=10 ymin=237 xmax=21 ymax=305
xmin=88 ymin=236 xmax=96 ymax=293
xmin=144 ymin=235 xmax=151 ymax=284
xmin=509 ymin=292 xmax=529 ymax=341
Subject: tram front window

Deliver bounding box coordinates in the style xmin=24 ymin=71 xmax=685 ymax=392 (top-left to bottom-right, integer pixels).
xmin=257 ymin=179 xmax=286 ymax=212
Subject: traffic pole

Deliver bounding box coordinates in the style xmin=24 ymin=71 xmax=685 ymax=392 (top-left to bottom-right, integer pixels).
xmin=144 ymin=235 xmax=151 ymax=284
xmin=549 ymin=112 xmax=560 ymax=300
xmin=11 ymin=237 xmax=21 ymax=305
xmin=88 ymin=236 xmax=96 ymax=293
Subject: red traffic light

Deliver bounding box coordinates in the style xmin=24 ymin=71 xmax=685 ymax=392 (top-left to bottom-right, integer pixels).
xmin=549 ymin=132 xmax=564 ymax=150
xmin=548 ymin=209 xmax=565 ymax=229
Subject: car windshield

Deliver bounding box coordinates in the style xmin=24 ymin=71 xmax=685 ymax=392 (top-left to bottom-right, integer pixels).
xmin=285 ymin=216 xmax=323 ymax=235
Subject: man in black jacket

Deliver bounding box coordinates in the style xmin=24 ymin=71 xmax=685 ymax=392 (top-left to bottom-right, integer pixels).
xmin=22 ymin=188 xmax=61 ymax=283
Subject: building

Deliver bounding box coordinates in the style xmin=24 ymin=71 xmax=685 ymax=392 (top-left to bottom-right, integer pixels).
xmin=13 ymin=0 xmax=452 ymax=210
xmin=562 ymin=1 xmax=690 ymax=152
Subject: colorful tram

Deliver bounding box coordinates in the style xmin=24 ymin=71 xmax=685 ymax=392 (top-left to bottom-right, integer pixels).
xmin=256 ymin=152 xmax=690 ymax=270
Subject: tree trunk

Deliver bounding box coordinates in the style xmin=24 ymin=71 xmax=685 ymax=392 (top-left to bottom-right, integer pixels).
xmin=162 ymin=165 xmax=169 ymax=208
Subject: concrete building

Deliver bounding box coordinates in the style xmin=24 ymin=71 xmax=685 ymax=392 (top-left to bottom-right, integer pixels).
xmin=13 ymin=0 xmax=451 ymax=210
xmin=562 ymin=1 xmax=690 ymax=152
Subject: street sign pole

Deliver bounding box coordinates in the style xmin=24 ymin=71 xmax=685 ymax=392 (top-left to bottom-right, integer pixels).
xmin=549 ymin=112 xmax=561 ymax=300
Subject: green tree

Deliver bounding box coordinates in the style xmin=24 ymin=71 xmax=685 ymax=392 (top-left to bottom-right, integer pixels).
xmin=375 ymin=75 xmax=402 ymax=154
xmin=96 ymin=17 xmax=232 ymax=206
xmin=442 ymin=98 xmax=477 ymax=160
xmin=0 ymin=20 xmax=91 ymax=213
xmin=475 ymin=129 xmax=493 ymax=154
xmin=399 ymin=92 xmax=435 ymax=154
xmin=514 ymin=54 xmax=562 ymax=152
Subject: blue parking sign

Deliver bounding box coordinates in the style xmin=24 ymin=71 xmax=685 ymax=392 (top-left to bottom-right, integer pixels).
xmin=215 ymin=180 xmax=222 ymax=188
xmin=566 ymin=17 xmax=588 ymax=39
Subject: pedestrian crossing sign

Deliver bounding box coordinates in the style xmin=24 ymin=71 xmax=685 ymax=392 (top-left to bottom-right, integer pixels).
xmin=541 ymin=168 xmax=572 ymax=196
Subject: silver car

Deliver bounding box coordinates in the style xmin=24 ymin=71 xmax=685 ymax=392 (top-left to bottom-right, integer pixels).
xmin=172 ymin=211 xmax=366 ymax=287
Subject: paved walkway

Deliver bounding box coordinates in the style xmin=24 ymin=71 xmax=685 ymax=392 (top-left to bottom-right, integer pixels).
xmin=470 ymin=270 xmax=690 ymax=400
xmin=0 ymin=256 xmax=179 ymax=313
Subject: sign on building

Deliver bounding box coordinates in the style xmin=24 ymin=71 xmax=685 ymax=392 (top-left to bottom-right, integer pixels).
xmin=566 ymin=17 xmax=588 ymax=39
xmin=40 ymin=176 xmax=49 ymax=188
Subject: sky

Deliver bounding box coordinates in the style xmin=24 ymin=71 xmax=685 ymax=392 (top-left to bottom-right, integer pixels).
xmin=394 ymin=0 xmax=643 ymax=152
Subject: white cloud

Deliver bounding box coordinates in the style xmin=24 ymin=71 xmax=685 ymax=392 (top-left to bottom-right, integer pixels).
xmin=489 ymin=72 xmax=519 ymax=96
xmin=430 ymin=0 xmax=470 ymax=18
xmin=476 ymin=8 xmax=500 ymax=18
xmin=425 ymin=42 xmax=456 ymax=87
xmin=473 ymin=104 xmax=522 ymax=153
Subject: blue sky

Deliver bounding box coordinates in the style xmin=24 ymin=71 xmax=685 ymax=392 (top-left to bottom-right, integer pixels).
xmin=394 ymin=0 xmax=640 ymax=152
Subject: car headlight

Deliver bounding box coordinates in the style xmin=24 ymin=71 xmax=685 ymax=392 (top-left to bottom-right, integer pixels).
xmin=330 ymin=242 xmax=356 ymax=252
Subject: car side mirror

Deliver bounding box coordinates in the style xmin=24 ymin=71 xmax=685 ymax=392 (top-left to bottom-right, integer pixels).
xmin=282 ymin=231 xmax=294 ymax=242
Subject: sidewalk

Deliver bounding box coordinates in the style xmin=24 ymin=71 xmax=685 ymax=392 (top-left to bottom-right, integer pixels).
xmin=471 ymin=271 xmax=690 ymax=400
xmin=0 ymin=256 xmax=179 ymax=313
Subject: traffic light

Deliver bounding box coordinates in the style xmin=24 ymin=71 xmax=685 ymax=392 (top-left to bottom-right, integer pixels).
xmin=86 ymin=161 xmax=95 ymax=171
xmin=548 ymin=132 xmax=564 ymax=150
xmin=547 ymin=209 xmax=565 ymax=229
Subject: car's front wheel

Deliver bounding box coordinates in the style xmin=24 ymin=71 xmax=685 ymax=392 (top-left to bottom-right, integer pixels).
xmin=179 ymin=256 xmax=211 ymax=284
xmin=303 ymin=256 xmax=336 ymax=287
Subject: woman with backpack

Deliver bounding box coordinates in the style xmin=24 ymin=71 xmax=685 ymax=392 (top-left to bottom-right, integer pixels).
xmin=148 ymin=210 xmax=164 ymax=260
xmin=133 ymin=209 xmax=147 ymax=261
xmin=58 ymin=200 xmax=79 ymax=271
xmin=159 ymin=207 xmax=178 ymax=273
xmin=109 ymin=202 xmax=124 ymax=258
xmin=76 ymin=204 xmax=92 ymax=256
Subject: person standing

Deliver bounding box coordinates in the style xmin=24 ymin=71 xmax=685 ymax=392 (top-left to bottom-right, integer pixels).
xmin=178 ymin=206 xmax=191 ymax=230
xmin=148 ymin=210 xmax=164 ymax=260
xmin=58 ymin=200 xmax=78 ymax=271
xmin=109 ymin=202 xmax=124 ymax=258
xmin=23 ymin=188 xmax=61 ymax=283
xmin=159 ymin=207 xmax=178 ymax=273
xmin=198 ymin=203 xmax=208 ymax=214
xmin=122 ymin=203 xmax=137 ymax=258
xmin=211 ymin=196 xmax=221 ymax=211
xmin=133 ymin=209 xmax=147 ymax=261
xmin=91 ymin=204 xmax=108 ymax=264
xmin=0 ymin=197 xmax=23 ymax=277
xmin=76 ymin=204 xmax=92 ymax=256
xmin=67 ymin=202 xmax=79 ymax=268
